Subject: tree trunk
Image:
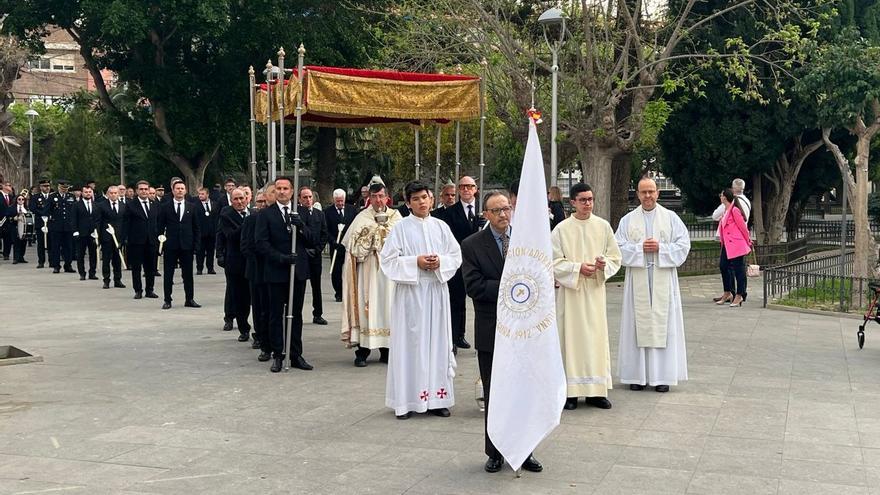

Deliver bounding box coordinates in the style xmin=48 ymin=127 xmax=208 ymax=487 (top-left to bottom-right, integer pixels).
xmin=314 ymin=127 xmax=337 ymax=206
xmin=610 ymin=153 xmax=631 ymax=229
xmin=581 ymin=145 xmax=616 ymax=220
xmin=853 ymin=133 xmax=877 ymax=278
xmin=752 ymin=173 xmax=766 ymax=245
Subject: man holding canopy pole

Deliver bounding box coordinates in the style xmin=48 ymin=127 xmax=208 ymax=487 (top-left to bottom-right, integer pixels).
xmin=98 ymin=185 xmax=126 ymax=289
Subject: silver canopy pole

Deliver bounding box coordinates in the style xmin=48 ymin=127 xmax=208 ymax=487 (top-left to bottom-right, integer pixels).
xmin=248 ymin=66 xmax=258 ymax=189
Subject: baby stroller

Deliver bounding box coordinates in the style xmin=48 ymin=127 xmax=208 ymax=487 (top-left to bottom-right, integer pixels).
xmin=858 ymin=281 xmax=880 ymax=349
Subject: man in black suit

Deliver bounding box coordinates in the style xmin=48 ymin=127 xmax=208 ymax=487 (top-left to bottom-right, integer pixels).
xmin=47 ymin=179 xmax=77 ymax=273
xmin=218 ymin=178 xmax=236 ymax=209
xmin=73 ymin=184 xmax=101 ymax=281
xmin=242 ymin=188 xmax=271 ymax=358
xmin=297 ymin=186 xmax=329 ymax=325
xmin=29 ymin=179 xmax=53 ymax=268
xmin=437 ymin=175 xmax=483 ymax=350
xmin=98 ymin=185 xmax=126 ymax=289
xmin=255 ymin=177 xmax=318 ymax=373
xmin=0 ymin=182 xmax=16 ymax=260
xmin=122 ymin=180 xmax=159 ymax=299
xmin=219 ymin=188 xmax=251 ymax=342
xmin=461 ymin=191 xmax=543 ymax=474
xmin=194 ymin=187 xmax=219 ymax=275
xmin=324 ymin=189 xmax=357 ymax=302
xmin=156 ymin=179 xmax=201 ymax=309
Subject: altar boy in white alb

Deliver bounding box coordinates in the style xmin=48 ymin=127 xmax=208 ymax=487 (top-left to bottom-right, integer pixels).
xmin=380 ymin=181 xmax=462 ymax=419
xmin=615 ymin=177 xmax=690 ymax=393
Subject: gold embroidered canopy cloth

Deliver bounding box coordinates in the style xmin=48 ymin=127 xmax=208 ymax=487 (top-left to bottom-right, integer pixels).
xmin=255 ymin=66 xmax=481 ymax=127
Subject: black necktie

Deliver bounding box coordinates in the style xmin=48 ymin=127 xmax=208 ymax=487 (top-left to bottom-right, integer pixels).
xmin=86 ymin=201 xmax=91 ymax=215
xmin=112 ymin=202 xmax=117 ymax=214
xmin=143 ymin=200 xmax=149 ymax=215
xmin=467 ymin=204 xmax=474 ymax=223
xmin=283 ymin=206 xmax=289 ymax=223
xmin=175 ymin=202 xmax=181 ymax=220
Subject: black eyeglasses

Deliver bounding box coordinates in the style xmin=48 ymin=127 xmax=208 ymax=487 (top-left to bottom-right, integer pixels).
xmin=487 ymin=207 xmax=512 ymax=215
xmin=574 ymin=197 xmax=594 ymax=204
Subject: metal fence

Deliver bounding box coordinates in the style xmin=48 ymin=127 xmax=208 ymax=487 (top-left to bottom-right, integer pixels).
xmin=762 ymin=250 xmax=876 ymax=313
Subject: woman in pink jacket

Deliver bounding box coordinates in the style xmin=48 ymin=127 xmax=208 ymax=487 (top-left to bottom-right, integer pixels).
xmin=716 ymin=188 xmax=751 ymax=307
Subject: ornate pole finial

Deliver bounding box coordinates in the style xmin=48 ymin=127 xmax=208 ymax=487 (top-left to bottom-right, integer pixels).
xmin=298 ymin=43 xmax=305 ymax=55
xmin=278 ymin=47 xmax=286 ymax=58
xmin=248 ymin=65 xmax=254 ymax=76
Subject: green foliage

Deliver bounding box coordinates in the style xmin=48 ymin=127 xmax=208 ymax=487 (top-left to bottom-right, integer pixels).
xmin=45 ymin=95 xmax=117 ymax=186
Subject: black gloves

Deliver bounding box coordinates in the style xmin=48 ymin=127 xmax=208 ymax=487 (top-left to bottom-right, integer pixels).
xmin=284 ymin=253 xmax=297 ymax=265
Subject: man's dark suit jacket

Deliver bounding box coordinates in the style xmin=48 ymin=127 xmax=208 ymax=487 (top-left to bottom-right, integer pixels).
xmin=73 ymin=200 xmax=101 ymax=238
xmin=254 ymin=203 xmax=319 ymax=284
xmin=219 ymin=207 xmax=247 ymax=275
xmin=323 ymin=204 xmax=357 ymax=249
xmin=240 ymin=212 xmax=263 ymax=284
xmin=300 ymin=206 xmax=328 ymax=257
xmin=156 ymin=199 xmax=201 ymax=251
xmin=98 ymin=201 xmax=126 ymax=245
xmin=439 ymin=200 xmax=480 ymax=244
xmin=121 ymin=198 xmax=158 ymax=246
xmin=461 ymin=227 xmax=505 ymax=352
xmin=194 ymin=199 xmax=220 ymax=238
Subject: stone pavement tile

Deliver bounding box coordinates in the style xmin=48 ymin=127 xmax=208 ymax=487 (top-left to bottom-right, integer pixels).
xmin=686 ymin=472 xmax=778 ymax=495
xmin=730 ymin=372 xmax=791 ymax=390
xmin=104 ymin=445 xmax=215 ymax=469
xmin=551 ymin=424 xmax=639 ymax=446
xmin=780 ymin=459 xmax=867 ymax=487
xmin=561 ymin=402 xmax=655 ymax=429
xmin=403 ymin=464 xmax=596 ymax=495
xmin=657 ymin=391 xmax=726 ymax=408
xmin=596 ymin=465 xmax=693 ymax=494
xmin=788 ymin=399 xmax=857 ymax=431
xmin=783 ymin=440 xmax=864 ymax=464
xmin=790 ymin=379 xmax=854 ymax=404
xmin=726 ymin=383 xmax=791 ymax=401
xmin=0 ymin=453 xmax=167 ymax=490
xmin=0 ymin=479 xmax=153 ymax=495
xmin=686 ymin=364 xmax=738 ymax=385
xmin=777 ymin=479 xmax=868 ymax=495
xmin=785 ymin=427 xmax=861 ymax=447
xmin=628 ymin=430 xmax=707 ymax=452
xmin=615 ymin=445 xmax=701 ymax=471
xmin=640 ymin=404 xmax=719 ymax=435
xmin=696 ymin=452 xmax=782 ymax=479
xmin=863 ymin=448 xmax=880 ymax=466
xmin=703 ymin=436 xmax=783 ymax=459
xmin=0 ymin=432 xmax=141 ymax=463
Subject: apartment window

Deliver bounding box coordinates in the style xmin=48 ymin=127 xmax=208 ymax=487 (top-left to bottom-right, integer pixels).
xmin=26 ymin=53 xmax=75 ymax=72
xmin=26 ymin=57 xmax=52 ymax=70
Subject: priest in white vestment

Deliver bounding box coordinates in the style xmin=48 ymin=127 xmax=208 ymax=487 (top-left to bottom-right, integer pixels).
xmin=340 ymin=182 xmax=402 ymax=367
xmin=615 ymin=177 xmax=690 ymax=392
xmin=552 ymin=183 xmax=622 ymax=409
xmin=380 ymin=181 xmax=461 ymax=419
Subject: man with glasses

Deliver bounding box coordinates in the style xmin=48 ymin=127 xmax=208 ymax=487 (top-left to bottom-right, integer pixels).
xmin=552 ymin=182 xmax=622 ymax=410
xmin=437 ymin=176 xmax=483 ymax=350
xmin=122 ymin=180 xmax=159 ymax=299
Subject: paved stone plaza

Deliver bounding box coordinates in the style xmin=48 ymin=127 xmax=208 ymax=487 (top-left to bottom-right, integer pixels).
xmin=1 ymin=260 xmax=880 ymax=494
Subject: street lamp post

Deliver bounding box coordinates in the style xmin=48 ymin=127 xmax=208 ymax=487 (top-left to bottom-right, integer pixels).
xmin=539 ymin=7 xmax=566 ymax=188
xmin=25 ymin=108 xmax=39 ymax=187
xmin=119 ymin=136 xmax=125 ymax=184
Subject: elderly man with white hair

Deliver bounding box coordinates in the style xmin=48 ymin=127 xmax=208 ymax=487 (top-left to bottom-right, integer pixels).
xmin=712 ymin=178 xmax=751 ymax=222
xmin=325 ymin=189 xmax=358 ymax=302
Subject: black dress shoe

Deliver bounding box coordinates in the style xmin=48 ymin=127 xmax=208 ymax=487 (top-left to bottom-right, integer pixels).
xmin=564 ymin=398 xmax=578 ymax=410
xmin=292 ymin=356 xmax=313 ymax=370
xmin=485 ymin=457 xmax=504 ymax=473
xmin=396 ymin=412 xmax=412 ymax=420
xmin=354 ymin=358 xmax=367 ymax=368
xmin=251 ymin=339 xmax=261 ymax=350
xmin=64 ymin=267 xmax=75 ymax=273
xmin=133 ymin=292 xmax=143 ymax=300
xmin=184 ymin=300 xmax=201 ymax=308
xmin=429 ymin=408 xmax=451 ymax=417
xmin=585 ymin=397 xmax=612 ymax=409
xmin=258 ymin=351 xmax=272 ymax=362
xmin=222 ymin=321 xmax=233 ymax=331
xmin=522 ymin=455 xmax=543 ymax=473
xmin=237 ymin=333 xmax=249 ymax=342
xmin=196 ymin=270 xmax=203 ymax=275
xmin=655 ymin=385 xmax=670 ymax=393
xmin=335 ymin=295 xmax=342 ymax=302
xmin=88 ymin=274 xmax=99 ymax=280
xmin=312 ymin=316 xmax=328 ymax=325
xmin=80 ymin=274 xmax=86 ymax=281
xmin=37 ymin=263 xmax=44 ymax=268
xmin=53 ymin=268 xmax=60 ymax=274
xmin=114 ymin=281 xmax=126 ymax=288
xmin=629 ymin=384 xmax=646 ymax=391
xmin=379 ymin=349 xmax=389 ymax=364
xmin=145 ymin=292 xmax=159 ymax=299
xmin=102 ymin=281 xmax=110 ymax=289
xmin=454 ymin=338 xmax=471 ymax=349
xmin=270 ymin=357 xmax=283 ymax=372
xmin=18 ymin=259 xmax=27 ymax=263
xmin=162 ymin=302 xmax=172 ymax=310
xmin=12 ymin=260 xmax=19 ymax=265
xmin=207 ymin=269 xmax=216 ymax=275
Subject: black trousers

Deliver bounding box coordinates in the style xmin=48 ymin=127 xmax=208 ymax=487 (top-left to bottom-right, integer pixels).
xmin=12 ymin=229 xmax=26 ymax=261
xmin=1 ymin=222 xmax=13 ymax=257
xmin=35 ymin=224 xmax=47 ymax=265
xmin=100 ymin=241 xmax=123 ymax=283
xmin=196 ymin=234 xmax=215 ymax=272
xmin=448 ymin=270 xmax=467 ymax=342
xmin=719 ymin=246 xmax=747 ymax=297
xmin=308 ymin=256 xmax=323 ymax=318
xmin=75 ymin=236 xmax=98 ymax=277
xmin=330 ymin=244 xmax=346 ymax=298
xmin=477 ymin=350 xmax=501 ymax=460
xmin=267 ymin=279 xmax=307 ymax=359
xmin=223 ymin=277 xmax=234 ymax=323
xmin=127 ymin=243 xmax=156 ymax=294
xmin=225 ymin=269 xmax=251 ymax=335
xmin=49 ymin=230 xmax=74 ymax=268
xmin=249 ymin=281 xmax=270 ymax=352
xmin=163 ymin=248 xmax=194 ymax=303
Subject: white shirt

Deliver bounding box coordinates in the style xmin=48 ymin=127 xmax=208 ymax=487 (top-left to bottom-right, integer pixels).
xmin=277 ymin=201 xmax=292 ymax=217
xmin=460 ymin=199 xmax=476 ymax=218
xmin=174 ymin=200 xmax=185 ymax=221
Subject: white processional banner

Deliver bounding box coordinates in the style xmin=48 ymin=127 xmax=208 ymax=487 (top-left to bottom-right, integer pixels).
xmin=487 ymin=115 xmax=566 ymax=471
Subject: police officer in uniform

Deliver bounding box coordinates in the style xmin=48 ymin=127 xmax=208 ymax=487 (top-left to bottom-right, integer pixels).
xmin=48 ymin=179 xmax=77 ymax=273
xmin=28 ymin=179 xmax=53 ymax=268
